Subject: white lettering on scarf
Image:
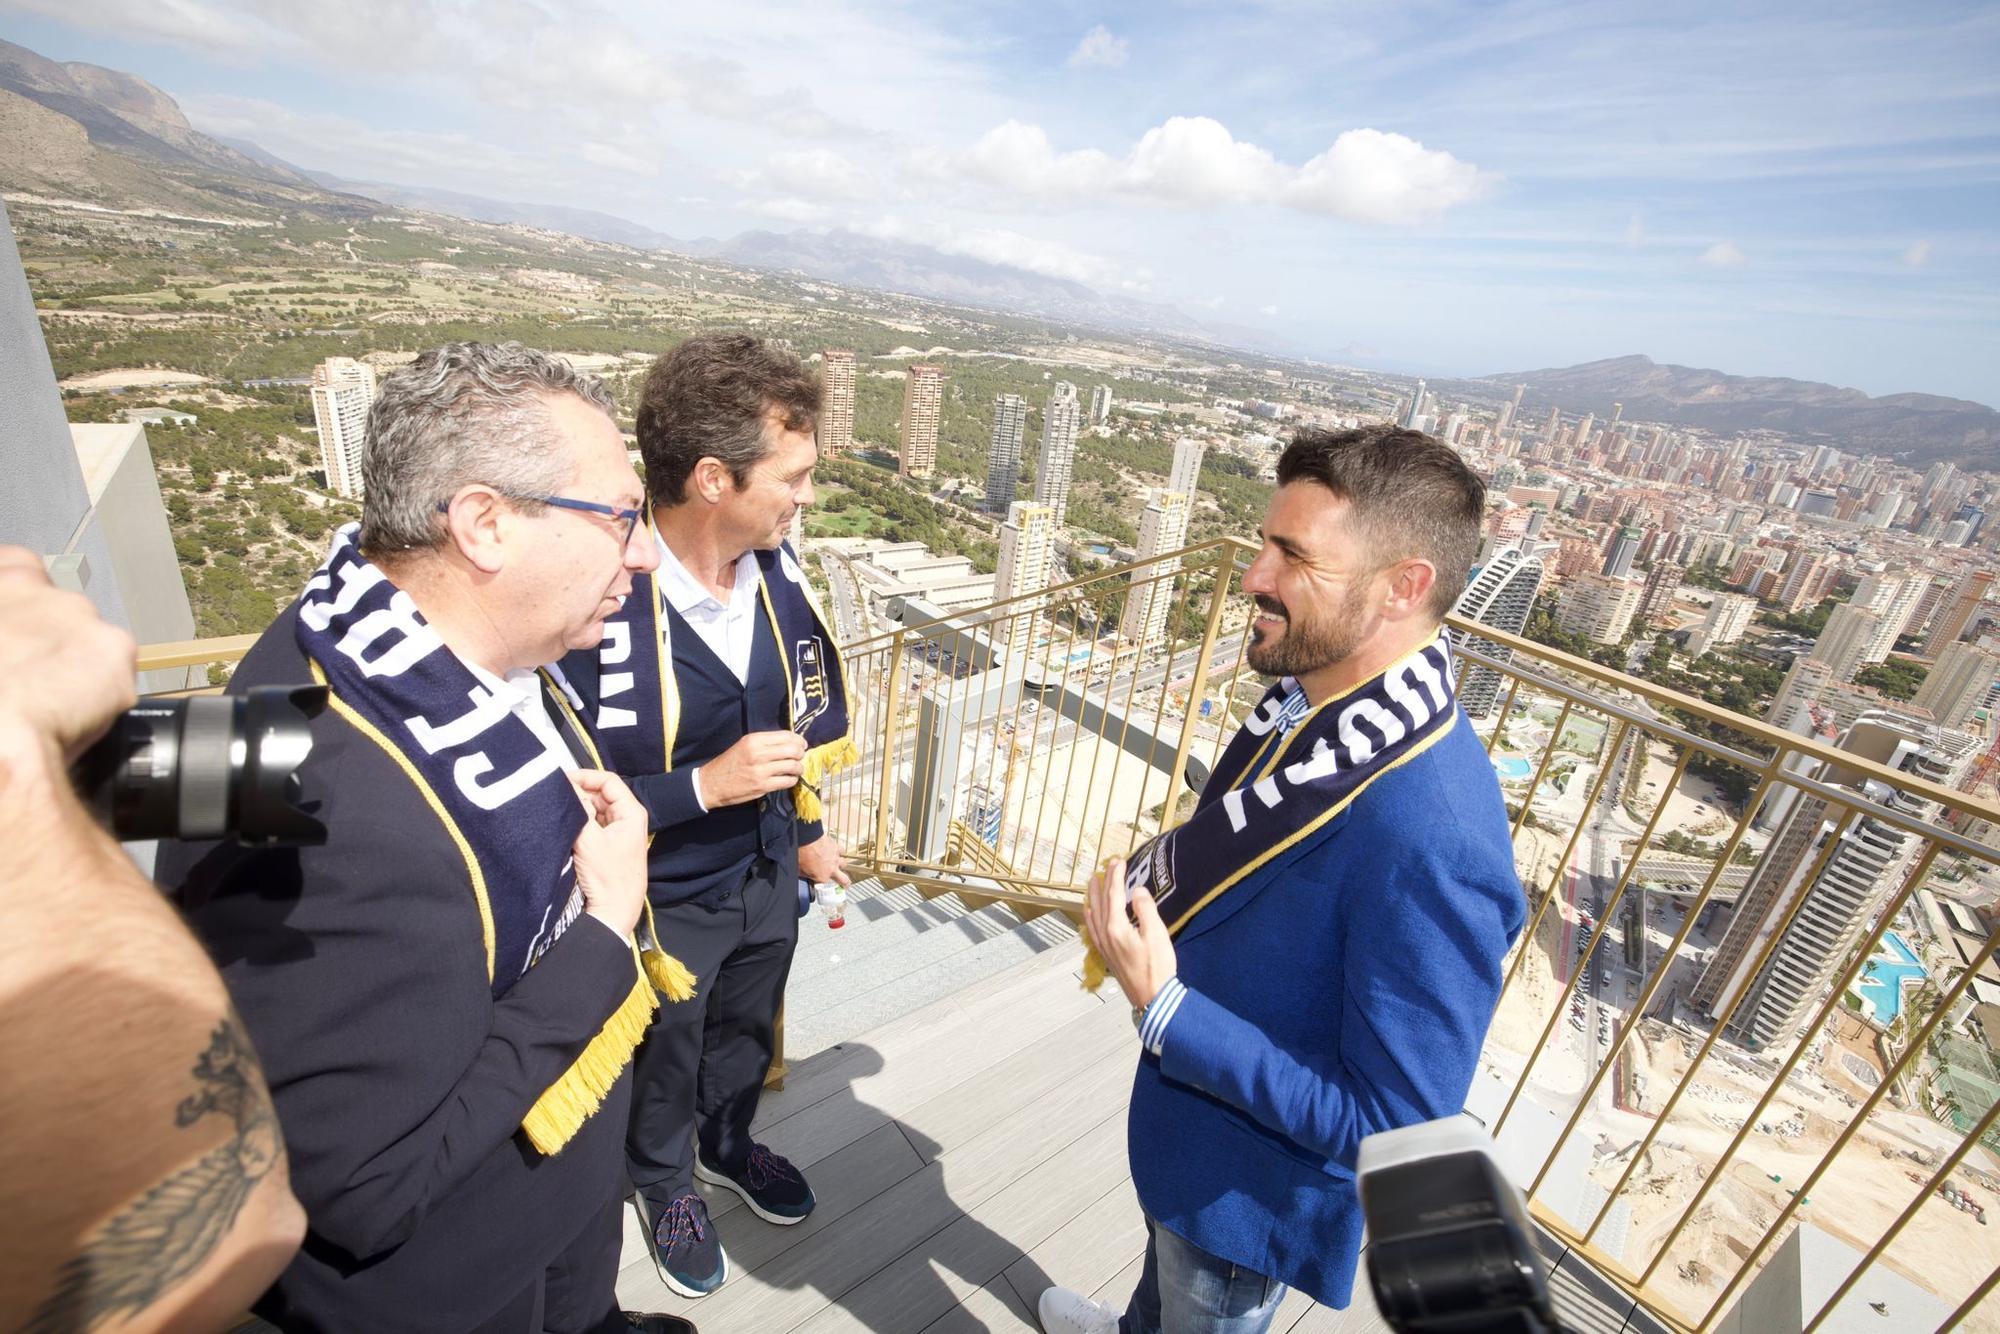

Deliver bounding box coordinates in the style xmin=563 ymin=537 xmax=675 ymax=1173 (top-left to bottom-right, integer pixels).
xmin=299 ymin=558 xmax=386 ymax=633
xmin=407 ymin=684 xmax=512 ymax=753
xmin=454 ymin=747 xmax=565 ymax=811
xmin=595 ymin=622 xmax=638 ymax=730
xmin=335 ymin=592 xmax=444 ymax=679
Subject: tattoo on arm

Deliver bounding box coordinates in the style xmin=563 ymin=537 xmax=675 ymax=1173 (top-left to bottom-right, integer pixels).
xmin=22 ymin=1014 xmax=286 ymax=1333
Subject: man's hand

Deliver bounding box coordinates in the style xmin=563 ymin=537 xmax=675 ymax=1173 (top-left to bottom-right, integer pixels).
xmin=798 ymin=833 xmax=850 ymax=887
xmin=696 ymin=730 xmax=807 ymax=808
xmin=570 ymin=769 xmax=650 ymax=937
xmin=0 ymin=546 xmax=137 ymax=764
xmin=1085 ymin=858 xmax=1177 ymax=1011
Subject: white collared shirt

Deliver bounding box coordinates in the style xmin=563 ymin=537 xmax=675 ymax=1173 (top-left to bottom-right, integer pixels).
xmin=465 ymin=661 xmax=578 ymax=774
xmin=655 ymin=534 xmax=762 ymax=686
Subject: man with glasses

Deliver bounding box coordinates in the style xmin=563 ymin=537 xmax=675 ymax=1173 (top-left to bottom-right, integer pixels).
xmin=562 ymin=333 xmax=850 ymax=1300
xmin=159 ymin=343 xmax=696 ymax=1333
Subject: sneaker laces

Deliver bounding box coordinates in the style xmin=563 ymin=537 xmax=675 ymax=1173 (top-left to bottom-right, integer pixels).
xmin=654 ymin=1194 xmax=708 ymax=1253
xmin=745 ymin=1144 xmax=799 ymax=1191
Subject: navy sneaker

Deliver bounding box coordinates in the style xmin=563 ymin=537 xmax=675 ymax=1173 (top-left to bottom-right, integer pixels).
xmin=695 ymin=1144 xmax=815 ymax=1225
xmin=643 ymin=1191 xmax=727 ymax=1298
xmin=623 ymin=1315 xmax=698 ymax=1333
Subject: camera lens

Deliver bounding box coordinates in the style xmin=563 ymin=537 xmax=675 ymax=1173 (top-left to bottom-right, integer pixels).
xmin=73 ymin=685 xmax=327 ymax=846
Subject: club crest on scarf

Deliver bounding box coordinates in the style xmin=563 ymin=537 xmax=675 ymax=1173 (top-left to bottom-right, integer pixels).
xmin=1082 ymin=634 xmax=1460 ymax=992
xmin=294 ymin=525 xmax=659 ymax=1153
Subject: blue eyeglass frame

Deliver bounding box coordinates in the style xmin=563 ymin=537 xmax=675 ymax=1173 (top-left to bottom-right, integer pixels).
xmin=435 ymin=493 xmax=644 ymax=543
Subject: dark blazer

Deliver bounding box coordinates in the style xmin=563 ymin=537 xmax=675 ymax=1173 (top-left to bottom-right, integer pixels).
xmin=562 ymin=597 xmax=819 ymax=907
xmin=1128 ymin=711 xmax=1525 ymax=1309
xmin=156 ymin=603 xmax=636 ymax=1333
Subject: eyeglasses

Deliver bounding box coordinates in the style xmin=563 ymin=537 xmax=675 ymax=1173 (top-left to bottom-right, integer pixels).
xmin=437 ymin=493 xmax=644 ymax=544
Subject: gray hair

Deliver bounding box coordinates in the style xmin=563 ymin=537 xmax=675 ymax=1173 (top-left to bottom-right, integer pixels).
xmin=358 ymin=341 xmax=620 ymax=553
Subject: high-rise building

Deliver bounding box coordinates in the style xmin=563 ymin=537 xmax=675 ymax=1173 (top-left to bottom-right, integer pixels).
xmin=1574 ymin=413 xmax=1595 ymax=451
xmin=1495 ymin=384 xmax=1524 ymax=438
xmin=899 ymin=364 xmax=945 ymax=479
xmin=1636 ymin=560 xmax=1683 ymax=625
xmin=1774 ymin=553 xmax=1836 ymax=614
xmin=984 ymin=394 xmax=1028 ymax=515
xmin=1033 ymin=381 xmax=1082 ymax=524
xmin=1686 ymin=592 xmax=1757 ymax=657
xmin=1603 ymin=526 xmax=1642 ymax=578
xmin=1914 ymin=641 xmax=2000 ymax=728
xmin=1119 ymin=491 xmax=1193 ymax=652
xmin=1920 ymin=568 xmax=1995 ymax=659
xmin=1850 ymin=572 xmax=1928 ymax=664
xmin=1541 ymin=406 xmax=1561 ymax=443
xmin=996 ymin=501 xmax=1056 ymax=657
xmin=311 ymin=356 xmax=377 ymax=499
xmin=1767 ymin=656 xmax=1835 ymax=732
xmin=1089 ymin=384 xmax=1113 ymax=426
xmin=1808 ymin=603 xmax=1883 ymax=682
xmin=1452 ymin=544 xmax=1548 ymax=717
xmin=1558 ymin=573 xmax=1643 ymax=644
xmin=1168 ymin=436 xmax=1205 ymax=498
xmin=1693 ymin=712 xmax=1976 ymax=1050
xmin=819 ymin=348 xmax=856 ymax=453
xmin=1405 ymin=379 xmax=1427 ymax=429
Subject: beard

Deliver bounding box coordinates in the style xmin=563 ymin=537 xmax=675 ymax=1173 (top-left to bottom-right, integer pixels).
xmin=1246 ymin=584 xmax=1371 ymax=678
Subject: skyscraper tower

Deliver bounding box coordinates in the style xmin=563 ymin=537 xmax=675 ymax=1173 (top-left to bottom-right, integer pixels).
xmin=1451 ymin=544 xmax=1547 ymax=717
xmin=1914 ymin=641 xmax=2000 ymax=728
xmin=1541 ymin=406 xmax=1561 ymax=443
xmin=818 ymin=348 xmax=856 ymax=453
xmin=1168 ymin=435 xmax=1205 ymax=498
xmin=1920 ymin=568 xmax=1996 ymax=659
xmin=1603 ymin=526 xmax=1642 ymax=578
xmin=1119 ymin=491 xmax=1193 ymax=652
xmin=1693 ymin=712 xmax=1976 ymax=1049
xmin=1405 ymin=380 xmax=1427 ymax=429
xmin=1637 ymin=560 xmax=1683 ymax=625
xmin=899 ymin=363 xmax=946 ymax=480
xmin=1089 ymin=384 xmax=1113 ymax=426
xmin=985 ymin=394 xmax=1028 ymax=515
xmin=1606 ymin=402 xmax=1623 ymax=436
xmin=1575 ymin=413 xmax=1596 ymax=451
xmin=311 ymin=356 xmax=377 ymax=499
xmin=1495 ymin=383 xmax=1524 ymax=438
xmin=996 ymin=501 xmax=1056 ymax=658
xmin=1034 ymin=381 xmax=1082 ymax=524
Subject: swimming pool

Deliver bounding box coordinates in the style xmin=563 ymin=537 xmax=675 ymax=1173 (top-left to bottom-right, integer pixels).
xmin=1853 ymin=931 xmax=1925 ymax=1025
xmin=1493 ymin=756 xmax=1533 ymax=780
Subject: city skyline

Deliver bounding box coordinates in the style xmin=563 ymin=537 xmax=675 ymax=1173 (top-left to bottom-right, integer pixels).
xmin=2 ymin=2 xmax=1994 ymax=403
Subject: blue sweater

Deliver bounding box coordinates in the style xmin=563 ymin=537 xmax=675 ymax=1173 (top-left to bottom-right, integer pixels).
xmin=1129 ymin=710 xmax=1524 ymax=1309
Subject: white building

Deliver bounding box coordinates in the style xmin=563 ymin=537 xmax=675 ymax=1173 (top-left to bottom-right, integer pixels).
xmin=818 ymin=348 xmax=856 ymax=453
xmin=899 ymin=363 xmax=946 ymax=480
xmin=1808 ymin=603 xmax=1883 ymax=682
xmin=1033 ymin=382 xmax=1082 ymax=525
xmin=1686 ymin=592 xmax=1757 ymax=657
xmin=1168 ymin=436 xmax=1205 ymax=499
xmin=310 ymin=356 xmax=377 ymax=499
xmin=1119 ymin=491 xmax=1192 ymax=652
xmin=1089 ymin=384 xmax=1112 ymax=426
xmin=997 ymin=502 xmax=1056 ymax=658
xmin=1914 ymin=641 xmax=2000 ymax=729
xmin=1557 ymin=573 xmax=1642 ymax=644
xmin=1451 ymin=544 xmax=1548 ymax=718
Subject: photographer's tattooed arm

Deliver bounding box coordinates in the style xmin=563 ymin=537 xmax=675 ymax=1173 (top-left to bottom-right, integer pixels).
xmin=0 ymin=705 xmax=305 ymax=1333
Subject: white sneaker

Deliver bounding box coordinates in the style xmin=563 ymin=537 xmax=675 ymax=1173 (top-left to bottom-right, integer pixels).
xmin=1038 ymin=1285 xmax=1120 ymax=1334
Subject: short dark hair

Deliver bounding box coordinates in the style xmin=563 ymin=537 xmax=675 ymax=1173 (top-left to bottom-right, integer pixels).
xmin=636 ymin=333 xmax=821 ymax=505
xmin=1274 ymin=424 xmax=1484 ymax=619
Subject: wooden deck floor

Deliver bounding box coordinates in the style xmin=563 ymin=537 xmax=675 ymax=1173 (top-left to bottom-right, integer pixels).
xmin=612 ymin=945 xmax=1393 ymax=1333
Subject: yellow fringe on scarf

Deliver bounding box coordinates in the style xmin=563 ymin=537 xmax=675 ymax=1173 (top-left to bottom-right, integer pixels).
xmin=795 ymin=734 xmax=859 ymax=825
xmin=643 ymin=945 xmax=697 ymax=1002
xmin=522 ymin=961 xmax=658 ymax=1154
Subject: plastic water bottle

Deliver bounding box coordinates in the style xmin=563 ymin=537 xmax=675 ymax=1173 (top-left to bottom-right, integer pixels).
xmin=813 ymin=881 xmax=848 ymax=929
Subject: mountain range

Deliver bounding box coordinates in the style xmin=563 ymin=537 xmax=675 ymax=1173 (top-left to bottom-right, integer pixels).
xmin=1445 ymin=356 xmax=2000 ymax=468
xmin=1 ymin=36 xmax=1994 ymax=466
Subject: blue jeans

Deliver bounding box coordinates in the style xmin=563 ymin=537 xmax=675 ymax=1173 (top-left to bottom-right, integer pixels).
xmin=1120 ymin=1215 xmax=1287 ymax=1334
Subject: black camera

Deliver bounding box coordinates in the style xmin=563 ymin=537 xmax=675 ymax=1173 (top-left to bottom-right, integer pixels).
xmin=72 ymin=685 xmax=329 ymax=846
xmin=1358 ymin=1117 xmax=1566 ymax=1334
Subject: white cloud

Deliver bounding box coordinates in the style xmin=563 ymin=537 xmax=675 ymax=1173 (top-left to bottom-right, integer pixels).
xmin=1904 ymin=240 xmax=1933 ymax=267
xmin=763 ymin=148 xmax=871 ymax=200
xmin=1699 ymin=241 xmax=1748 ymax=267
xmin=581 ymin=142 xmax=659 ymax=178
xmin=945 ymin=116 xmax=1490 ymax=223
xmin=856 ymin=216 xmax=1141 ymax=290
xmin=1068 ymin=25 xmax=1129 ymax=68
xmin=1283 ymin=128 xmax=1491 ymax=224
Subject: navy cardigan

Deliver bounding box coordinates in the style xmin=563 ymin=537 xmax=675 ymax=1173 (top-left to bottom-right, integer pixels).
xmin=562 ymin=597 xmax=821 ymax=906
xmin=1130 ymin=709 xmax=1525 ymax=1309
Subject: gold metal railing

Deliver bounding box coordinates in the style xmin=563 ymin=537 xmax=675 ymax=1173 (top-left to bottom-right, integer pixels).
xmin=144 ymin=538 xmax=2000 ymax=1331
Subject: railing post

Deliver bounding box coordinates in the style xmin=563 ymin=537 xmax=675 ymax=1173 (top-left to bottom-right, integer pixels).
xmin=1161 ymin=545 xmax=1235 ymax=828
xmin=874 ymin=628 xmax=907 ymax=865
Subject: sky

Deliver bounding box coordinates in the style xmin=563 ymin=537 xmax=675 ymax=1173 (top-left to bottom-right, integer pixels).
xmin=4 ymin=0 xmax=1997 ymax=405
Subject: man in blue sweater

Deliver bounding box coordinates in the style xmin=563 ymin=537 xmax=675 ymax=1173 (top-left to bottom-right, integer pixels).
xmin=1041 ymin=424 xmax=1525 ymax=1334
